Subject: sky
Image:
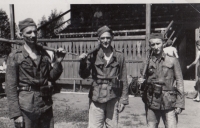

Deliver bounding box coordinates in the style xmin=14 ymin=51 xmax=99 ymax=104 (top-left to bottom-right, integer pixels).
xmin=0 ymin=1 xmax=70 ymax=25
xmin=0 ymin=0 xmax=199 ymax=25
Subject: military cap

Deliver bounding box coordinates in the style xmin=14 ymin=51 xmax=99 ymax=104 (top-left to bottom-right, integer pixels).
xmin=149 ymin=33 xmax=164 ymax=40
xmin=97 ymin=25 xmax=113 ymax=37
xmin=18 ymin=18 xmax=36 ymax=32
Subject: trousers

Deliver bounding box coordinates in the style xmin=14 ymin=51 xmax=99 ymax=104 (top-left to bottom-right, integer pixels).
xmin=147 ymin=108 xmax=178 ymax=128
xmin=88 ymin=98 xmax=119 ymax=128
xmin=20 ymin=107 xmax=54 ymax=128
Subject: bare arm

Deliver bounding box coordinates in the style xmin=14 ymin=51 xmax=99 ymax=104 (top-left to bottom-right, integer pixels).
xmin=187 ymin=51 xmax=200 ymax=69
xmin=173 ymin=49 xmax=179 ymax=58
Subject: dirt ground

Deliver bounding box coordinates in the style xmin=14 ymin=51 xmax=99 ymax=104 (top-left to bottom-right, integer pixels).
xmin=0 ymin=80 xmax=199 ymax=128
xmin=53 ymin=92 xmax=200 ymax=128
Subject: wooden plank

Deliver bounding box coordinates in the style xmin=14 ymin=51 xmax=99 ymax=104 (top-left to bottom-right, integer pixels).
xmin=146 ymin=4 xmax=151 ymax=54
xmin=12 ymin=38 xmax=147 ymax=83
xmin=73 ymin=42 xmax=80 ymax=78
xmin=127 ymin=41 xmax=132 ymax=75
xmin=57 ymin=28 xmax=166 ymax=36
xmin=9 ymin=4 xmax=15 ymax=40
xmin=60 ymin=42 xmax=67 ymax=79
xmin=37 ymin=36 xmax=146 ymax=42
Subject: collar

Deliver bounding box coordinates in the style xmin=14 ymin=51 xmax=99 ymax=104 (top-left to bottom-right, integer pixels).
xmin=22 ymin=45 xmax=29 ymax=58
xmin=97 ymin=46 xmax=117 ymax=59
xmin=22 ymin=45 xmax=43 ymax=58
xmin=151 ymin=51 xmax=166 ymax=62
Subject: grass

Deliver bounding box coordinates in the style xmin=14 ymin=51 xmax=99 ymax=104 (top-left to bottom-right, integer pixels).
xmin=0 ymin=95 xmax=147 ymax=128
xmin=53 ymin=108 xmax=88 ymax=123
xmin=0 ymin=97 xmax=88 ymax=128
xmin=120 ymin=115 xmax=130 ymax=119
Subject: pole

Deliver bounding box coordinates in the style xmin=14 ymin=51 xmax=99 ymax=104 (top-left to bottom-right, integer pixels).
xmin=9 ymin=4 xmax=15 ymax=40
xmin=146 ymin=4 xmax=151 ymax=54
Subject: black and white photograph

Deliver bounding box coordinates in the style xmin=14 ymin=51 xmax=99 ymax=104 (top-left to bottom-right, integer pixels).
xmin=0 ymin=0 xmax=200 ymax=127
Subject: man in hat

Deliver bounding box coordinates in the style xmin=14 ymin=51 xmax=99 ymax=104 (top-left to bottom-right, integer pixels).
xmin=79 ymin=25 xmax=129 ymax=128
xmin=5 ymin=18 xmax=65 ymax=128
xmin=138 ymin=33 xmax=185 ymax=128
xmin=163 ymin=39 xmax=179 ymax=58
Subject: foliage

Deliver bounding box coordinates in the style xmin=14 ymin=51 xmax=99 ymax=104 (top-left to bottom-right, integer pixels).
xmin=38 ymin=9 xmax=64 ymax=38
xmin=0 ymin=9 xmax=12 ymax=57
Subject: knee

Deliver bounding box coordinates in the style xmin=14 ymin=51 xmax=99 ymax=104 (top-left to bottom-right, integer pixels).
xmin=147 ymin=121 xmax=158 ymax=128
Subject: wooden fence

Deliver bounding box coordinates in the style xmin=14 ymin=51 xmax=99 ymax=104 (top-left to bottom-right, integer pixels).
xmin=12 ymin=36 xmax=146 ymax=88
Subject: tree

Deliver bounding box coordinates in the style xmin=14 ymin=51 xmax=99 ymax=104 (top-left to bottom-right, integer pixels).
xmin=37 ymin=16 xmax=48 ymax=38
xmin=38 ymin=9 xmax=64 ymax=38
xmin=0 ymin=9 xmax=11 ymax=57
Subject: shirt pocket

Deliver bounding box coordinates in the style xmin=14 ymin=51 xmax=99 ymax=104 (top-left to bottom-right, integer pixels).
xmin=95 ymin=61 xmax=105 ymax=76
xmin=110 ymin=61 xmax=119 ymax=68
xmin=19 ymin=91 xmax=34 ymax=112
xmin=162 ymin=62 xmax=173 ymax=79
xmin=162 ymin=91 xmax=176 ymax=108
xmin=108 ymin=61 xmax=119 ymax=77
xmin=21 ymin=61 xmax=33 ymax=69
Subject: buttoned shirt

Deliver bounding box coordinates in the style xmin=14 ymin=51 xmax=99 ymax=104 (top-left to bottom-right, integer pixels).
xmin=5 ymin=46 xmax=63 ymax=119
xmin=79 ymin=47 xmax=129 ymax=105
xmin=144 ymin=52 xmax=184 ymax=110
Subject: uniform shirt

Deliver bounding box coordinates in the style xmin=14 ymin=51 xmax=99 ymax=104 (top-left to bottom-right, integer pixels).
xmin=144 ymin=52 xmax=184 ymax=110
xmin=79 ymin=47 xmax=129 ymax=105
xmin=5 ymin=46 xmax=63 ymax=119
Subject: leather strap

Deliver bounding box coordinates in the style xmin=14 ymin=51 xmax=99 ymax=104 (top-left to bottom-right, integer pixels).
xmin=18 ymin=86 xmax=40 ymax=91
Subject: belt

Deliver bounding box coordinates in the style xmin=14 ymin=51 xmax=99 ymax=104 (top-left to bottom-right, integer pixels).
xmin=95 ymin=79 xmax=112 ymax=84
xmin=18 ymin=86 xmax=40 ymax=91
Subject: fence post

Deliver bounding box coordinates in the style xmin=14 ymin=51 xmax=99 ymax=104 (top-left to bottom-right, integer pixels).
xmin=73 ymin=80 xmax=76 ymax=92
xmin=80 ymin=80 xmax=82 ymax=91
xmin=9 ymin=4 xmax=15 ymax=40
xmin=145 ymin=4 xmax=151 ymax=53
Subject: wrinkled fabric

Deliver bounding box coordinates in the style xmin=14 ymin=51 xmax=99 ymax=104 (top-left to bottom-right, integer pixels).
xmin=147 ymin=108 xmax=177 ymax=128
xmin=143 ymin=52 xmax=184 ymax=110
xmin=22 ymin=107 xmax=54 ymax=128
xmin=88 ymin=98 xmax=119 ymax=128
xmin=5 ymin=46 xmax=63 ymax=119
xmin=79 ymin=47 xmax=128 ymax=105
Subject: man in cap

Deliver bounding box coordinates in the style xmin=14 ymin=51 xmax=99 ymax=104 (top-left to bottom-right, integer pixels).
xmin=138 ymin=33 xmax=184 ymax=128
xmin=79 ymin=25 xmax=129 ymax=128
xmin=5 ymin=18 xmax=65 ymax=128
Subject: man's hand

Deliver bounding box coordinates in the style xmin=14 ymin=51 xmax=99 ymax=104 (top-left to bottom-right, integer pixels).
xmin=186 ymin=65 xmax=190 ymax=69
xmin=14 ymin=116 xmax=24 ymax=128
xmin=79 ymin=53 xmax=88 ymax=60
xmin=55 ymin=47 xmax=66 ymax=62
xmin=175 ymin=107 xmax=182 ymax=115
xmin=138 ymin=77 xmax=145 ymax=85
xmin=118 ymin=103 xmax=125 ymax=113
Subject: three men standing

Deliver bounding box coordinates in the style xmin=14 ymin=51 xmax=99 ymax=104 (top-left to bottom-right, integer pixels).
xmin=79 ymin=25 xmax=129 ymax=128
xmin=138 ymin=33 xmax=185 ymax=128
xmin=5 ymin=18 xmax=65 ymax=128
xmin=5 ymin=17 xmax=185 ymax=128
